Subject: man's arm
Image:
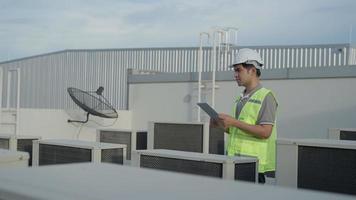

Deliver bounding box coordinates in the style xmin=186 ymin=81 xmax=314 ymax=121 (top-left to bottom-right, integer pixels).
xmin=218 ymin=114 xmax=273 ymax=139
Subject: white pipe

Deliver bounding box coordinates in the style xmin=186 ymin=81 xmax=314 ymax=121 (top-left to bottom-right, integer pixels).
xmin=16 ymin=68 xmax=20 ymax=136
xmin=224 ymin=31 xmax=229 ymax=69
xmin=211 ymin=27 xmax=238 ymax=109
xmin=212 ymin=32 xmax=220 ymax=108
xmin=211 ymin=31 xmax=217 ymax=108
xmin=212 ymin=30 xmax=225 ymax=108
xmin=6 ymin=71 xmax=11 ymax=109
xmin=198 ymin=32 xmax=209 ymax=122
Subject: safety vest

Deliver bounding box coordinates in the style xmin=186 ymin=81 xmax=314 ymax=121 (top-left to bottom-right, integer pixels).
xmin=227 ymin=87 xmax=277 ymax=173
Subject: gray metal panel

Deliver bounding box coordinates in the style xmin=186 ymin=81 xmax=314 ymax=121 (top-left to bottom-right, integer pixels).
xmin=101 ymin=148 xmax=124 ymax=164
xmin=153 ymin=122 xmax=204 ymax=153
xmin=140 ymin=155 xmax=223 ymax=178
xmin=1 ymin=44 xmax=355 ymax=109
xmin=137 ymin=149 xmax=257 ymax=181
xmin=328 ymin=128 xmax=356 ymax=140
xmin=99 ymin=130 xmax=132 ymax=160
xmin=209 ymin=127 xmax=225 ymax=155
xmin=0 ymin=139 xmax=10 ymax=149
xmin=37 ymin=140 xmax=126 ymax=166
xmin=39 ymin=144 xmax=92 ymax=165
xmin=17 ymin=139 xmax=37 ymax=166
xmin=297 ymin=145 xmax=356 ymax=195
xmin=276 ymin=137 xmax=356 ymax=191
xmin=136 ymin=149 xmax=257 ymax=164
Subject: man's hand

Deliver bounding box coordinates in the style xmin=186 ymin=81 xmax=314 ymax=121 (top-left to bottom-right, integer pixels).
xmin=209 ymin=117 xmax=226 ymax=131
xmin=218 ymin=113 xmax=237 ymax=129
xmin=218 ymin=113 xmax=273 ymax=139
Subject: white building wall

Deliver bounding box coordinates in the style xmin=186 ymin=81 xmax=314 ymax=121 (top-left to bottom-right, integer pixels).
xmin=129 ymin=78 xmax=356 ymax=139
xmin=0 ymin=109 xmax=132 ymax=141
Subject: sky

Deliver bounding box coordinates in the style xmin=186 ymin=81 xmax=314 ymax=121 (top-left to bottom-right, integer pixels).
xmin=1 ymin=0 xmax=356 ymax=62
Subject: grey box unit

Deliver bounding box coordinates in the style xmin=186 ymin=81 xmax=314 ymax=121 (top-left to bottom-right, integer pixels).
xmin=0 ymin=134 xmax=40 ymax=166
xmin=328 ymin=128 xmax=356 ymax=141
xmin=136 ymin=149 xmax=258 ymax=182
xmin=32 ymin=139 xmax=127 ymax=166
xmin=148 ymin=121 xmax=225 ymax=154
xmin=96 ymin=128 xmax=147 ymax=160
xmin=276 ymin=138 xmax=356 ymax=195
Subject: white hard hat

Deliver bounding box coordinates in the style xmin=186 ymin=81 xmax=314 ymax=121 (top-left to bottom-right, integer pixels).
xmin=230 ymin=48 xmax=264 ymax=69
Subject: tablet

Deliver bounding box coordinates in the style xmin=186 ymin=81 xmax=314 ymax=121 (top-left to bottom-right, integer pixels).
xmin=197 ymin=103 xmax=219 ymax=120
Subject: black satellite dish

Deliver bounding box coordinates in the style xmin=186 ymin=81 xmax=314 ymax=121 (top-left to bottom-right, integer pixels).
xmin=67 ymin=87 xmax=118 ymax=123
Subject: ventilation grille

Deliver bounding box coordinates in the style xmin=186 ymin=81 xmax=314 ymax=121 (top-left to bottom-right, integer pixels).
xmin=136 ymin=131 xmax=147 ymax=150
xmin=101 ymin=148 xmax=124 ymax=164
xmin=209 ymin=127 xmax=225 ymax=155
xmin=340 ymin=130 xmax=356 ymax=140
xmin=298 ymin=146 xmax=356 ymax=195
xmin=39 ymin=144 xmax=92 ymax=165
xmin=0 ymin=139 xmax=9 ymax=149
xmin=100 ymin=131 xmax=132 ymax=160
xmin=234 ymin=162 xmax=256 ymax=182
xmin=140 ymin=155 xmax=222 ymax=178
xmin=154 ymin=123 xmax=203 ymax=152
xmin=17 ymin=139 xmax=36 ymax=166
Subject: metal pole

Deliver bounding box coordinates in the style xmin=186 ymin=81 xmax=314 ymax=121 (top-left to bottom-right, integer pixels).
xmin=212 ymin=31 xmax=223 ymax=108
xmin=211 ymin=27 xmax=238 ymax=108
xmin=349 ymin=24 xmax=353 ymax=45
xmin=16 ymin=68 xmax=20 ymax=136
xmin=6 ymin=71 xmax=11 ymax=109
xmin=198 ymin=32 xmax=209 ymax=122
xmin=211 ymin=31 xmax=217 ymax=108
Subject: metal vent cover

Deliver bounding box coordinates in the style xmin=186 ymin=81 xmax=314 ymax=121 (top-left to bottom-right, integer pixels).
xmin=298 ymin=146 xmax=356 ymax=195
xmin=154 ymin=123 xmax=204 ymax=152
xmin=234 ymin=162 xmax=256 ymax=182
xmin=209 ymin=127 xmax=225 ymax=155
xmin=100 ymin=131 xmax=132 ymax=160
xmin=0 ymin=139 xmax=9 ymax=149
xmin=39 ymin=144 xmax=91 ymax=166
xmin=340 ymin=130 xmax=356 ymax=140
xmin=140 ymin=155 xmax=223 ymax=178
xmin=17 ymin=139 xmax=36 ymax=166
xmin=101 ymin=148 xmax=124 ymax=164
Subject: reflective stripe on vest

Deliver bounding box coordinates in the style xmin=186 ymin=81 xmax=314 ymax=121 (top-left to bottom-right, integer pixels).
xmin=227 ymin=87 xmax=277 ymax=173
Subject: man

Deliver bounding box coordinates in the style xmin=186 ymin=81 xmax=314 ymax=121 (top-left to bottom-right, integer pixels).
xmin=216 ymin=48 xmax=278 ymax=183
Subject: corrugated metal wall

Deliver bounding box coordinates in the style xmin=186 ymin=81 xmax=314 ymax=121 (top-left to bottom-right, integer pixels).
xmin=0 ymin=44 xmax=354 ymax=110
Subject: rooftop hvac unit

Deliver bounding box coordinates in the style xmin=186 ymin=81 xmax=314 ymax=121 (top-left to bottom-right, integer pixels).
xmin=32 ymin=139 xmax=126 ymax=166
xmin=0 ymin=149 xmax=29 ymax=168
xmin=135 ymin=149 xmax=258 ymax=182
xmin=0 ymin=134 xmax=40 ymax=166
xmin=148 ymin=121 xmax=225 ymax=154
xmin=97 ymin=129 xmax=147 ymax=161
xmin=276 ymin=138 xmax=356 ymax=195
xmin=328 ymin=128 xmax=356 ymax=141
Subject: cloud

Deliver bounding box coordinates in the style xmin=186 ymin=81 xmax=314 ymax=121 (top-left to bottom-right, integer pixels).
xmin=0 ymin=0 xmax=356 ymax=61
